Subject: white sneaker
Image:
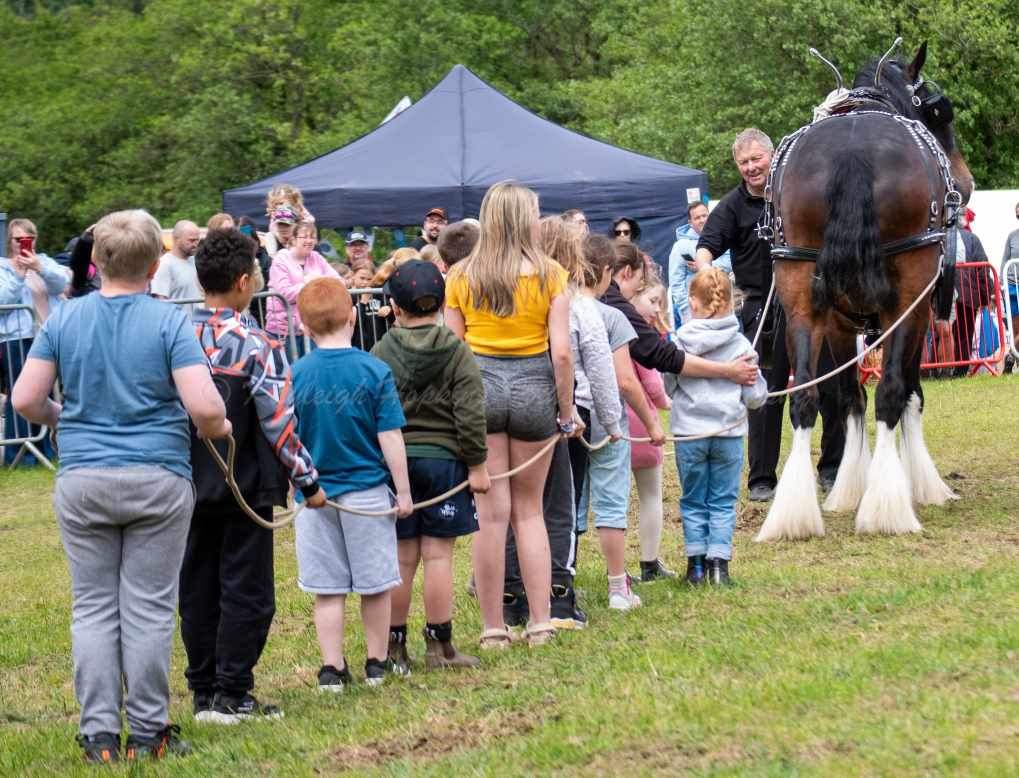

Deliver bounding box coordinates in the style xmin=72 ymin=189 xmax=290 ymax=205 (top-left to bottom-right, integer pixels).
xmin=607 ymin=580 xmax=642 ymax=610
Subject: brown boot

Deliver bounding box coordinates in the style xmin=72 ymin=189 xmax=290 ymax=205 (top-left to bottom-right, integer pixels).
xmin=423 ymin=624 xmax=480 ymax=669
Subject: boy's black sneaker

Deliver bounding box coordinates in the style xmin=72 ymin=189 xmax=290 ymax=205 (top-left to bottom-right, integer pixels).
xmin=192 ymin=691 xmax=215 ymax=722
xmin=685 ymin=555 xmax=706 ymax=585
xmin=640 ymin=558 xmax=677 ymax=582
xmin=76 ymin=732 xmax=120 ymax=764
xmin=549 ymin=584 xmax=587 ymax=630
xmin=124 ymin=724 xmax=191 ymax=760
xmin=706 ymin=558 xmax=732 ymax=586
xmin=365 ymin=658 xmax=387 ymax=687
xmin=318 ymin=663 xmax=353 ymax=693
xmin=207 ymin=692 xmax=283 ymax=725
xmin=503 ymin=591 xmax=528 ymax=629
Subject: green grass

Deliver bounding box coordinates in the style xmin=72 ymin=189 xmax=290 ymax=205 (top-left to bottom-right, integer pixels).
xmin=1 ymin=374 xmax=1018 ymax=776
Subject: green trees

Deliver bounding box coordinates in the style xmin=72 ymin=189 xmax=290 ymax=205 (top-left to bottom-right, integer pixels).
xmin=2 ymin=0 xmax=1016 ymax=252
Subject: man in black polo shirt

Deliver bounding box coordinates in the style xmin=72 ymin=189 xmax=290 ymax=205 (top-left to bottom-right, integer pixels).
xmin=695 ymin=128 xmax=844 ymax=501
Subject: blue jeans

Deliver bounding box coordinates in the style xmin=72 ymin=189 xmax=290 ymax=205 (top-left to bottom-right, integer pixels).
xmin=676 ymin=436 xmax=743 ymax=560
xmin=576 ymin=436 xmax=631 ymax=533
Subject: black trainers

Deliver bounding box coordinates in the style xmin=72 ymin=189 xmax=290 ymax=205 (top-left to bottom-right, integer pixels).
xmin=640 ymin=558 xmax=677 ymax=582
xmin=365 ymin=657 xmax=387 ymax=687
xmin=685 ymin=555 xmax=706 ymax=585
xmin=206 ymin=692 xmax=283 ymax=725
xmin=748 ymin=484 xmax=776 ymax=502
xmin=503 ymin=591 xmax=528 ymax=629
xmin=124 ymin=724 xmax=191 ymax=760
xmin=706 ymin=558 xmax=732 ymax=586
xmin=76 ymin=732 xmax=120 ymax=764
xmin=192 ymin=691 xmax=215 ymax=722
xmin=549 ymin=584 xmax=587 ymax=630
xmin=318 ymin=662 xmax=353 ymax=693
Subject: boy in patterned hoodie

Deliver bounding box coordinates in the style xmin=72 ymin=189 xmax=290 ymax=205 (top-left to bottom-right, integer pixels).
xmin=181 ymin=228 xmax=326 ymax=724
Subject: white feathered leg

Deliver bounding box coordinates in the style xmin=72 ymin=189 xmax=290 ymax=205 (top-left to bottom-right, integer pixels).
xmin=756 ymin=427 xmax=825 ymax=542
xmin=899 ymin=393 xmax=958 ymax=505
xmin=822 ymin=413 xmax=871 ymax=512
xmin=855 ymin=421 xmax=921 ymax=535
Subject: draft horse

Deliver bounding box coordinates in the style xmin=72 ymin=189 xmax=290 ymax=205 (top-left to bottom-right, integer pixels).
xmin=756 ymin=41 xmax=975 ymax=540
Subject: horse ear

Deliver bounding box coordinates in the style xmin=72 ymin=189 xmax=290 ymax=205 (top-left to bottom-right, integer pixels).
xmin=907 ymin=41 xmax=928 ymax=81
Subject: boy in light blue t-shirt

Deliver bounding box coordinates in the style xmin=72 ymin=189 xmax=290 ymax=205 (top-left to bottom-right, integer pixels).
xmin=290 ymin=276 xmax=412 ymax=691
xmin=12 ymin=210 xmax=229 ymax=763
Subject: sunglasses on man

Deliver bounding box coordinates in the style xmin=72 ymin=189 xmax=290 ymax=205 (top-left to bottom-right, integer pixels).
xmin=614 ymin=228 xmax=631 ymax=236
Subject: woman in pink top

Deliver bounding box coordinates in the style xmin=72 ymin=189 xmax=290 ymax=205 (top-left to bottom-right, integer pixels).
xmin=627 ymin=281 xmax=675 ymax=582
xmin=266 ymin=221 xmax=339 ymax=356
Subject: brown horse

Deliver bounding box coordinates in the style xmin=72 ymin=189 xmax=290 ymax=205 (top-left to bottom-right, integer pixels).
xmin=756 ymin=41 xmax=974 ymax=540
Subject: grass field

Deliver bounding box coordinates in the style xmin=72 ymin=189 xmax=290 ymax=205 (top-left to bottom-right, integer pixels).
xmin=0 ymin=374 xmax=1017 ymax=776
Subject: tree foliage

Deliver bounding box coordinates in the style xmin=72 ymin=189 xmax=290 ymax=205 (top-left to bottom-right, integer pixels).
xmin=2 ymin=0 xmax=1016 ymax=252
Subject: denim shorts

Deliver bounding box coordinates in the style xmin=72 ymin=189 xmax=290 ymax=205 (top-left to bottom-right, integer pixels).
xmin=475 ymin=353 xmax=558 ymax=441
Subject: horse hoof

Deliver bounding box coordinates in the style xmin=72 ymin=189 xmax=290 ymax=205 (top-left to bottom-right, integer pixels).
xmin=856 ymin=421 xmax=922 ymax=535
xmin=756 ymin=428 xmax=825 ymax=541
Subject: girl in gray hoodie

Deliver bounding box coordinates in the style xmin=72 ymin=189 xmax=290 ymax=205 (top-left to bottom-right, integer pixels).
xmin=665 ymin=268 xmax=767 ymax=586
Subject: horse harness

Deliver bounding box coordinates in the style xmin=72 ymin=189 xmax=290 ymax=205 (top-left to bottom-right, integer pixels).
xmin=757 ymin=95 xmax=963 ymax=328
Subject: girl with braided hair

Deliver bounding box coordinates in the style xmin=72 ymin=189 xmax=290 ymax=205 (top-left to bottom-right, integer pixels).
xmin=666 ymin=267 xmax=767 ymax=586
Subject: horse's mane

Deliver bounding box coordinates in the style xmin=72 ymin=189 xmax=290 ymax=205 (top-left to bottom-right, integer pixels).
xmin=852 ymin=57 xmax=914 ymax=116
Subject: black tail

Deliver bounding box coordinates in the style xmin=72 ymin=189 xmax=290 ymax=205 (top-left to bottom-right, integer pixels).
xmin=813 ymin=150 xmax=894 ymax=312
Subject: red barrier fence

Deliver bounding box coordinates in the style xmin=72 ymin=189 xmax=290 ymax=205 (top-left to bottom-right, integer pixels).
xmin=859 ymin=261 xmax=1007 ymax=383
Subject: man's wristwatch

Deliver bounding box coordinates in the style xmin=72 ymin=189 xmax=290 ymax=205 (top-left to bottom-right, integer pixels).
xmin=557 ymin=417 xmax=576 ymax=435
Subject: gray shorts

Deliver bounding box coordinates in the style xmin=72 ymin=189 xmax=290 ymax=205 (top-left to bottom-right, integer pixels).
xmin=476 ymin=353 xmax=558 ymax=441
xmin=295 ymin=484 xmax=401 ymax=595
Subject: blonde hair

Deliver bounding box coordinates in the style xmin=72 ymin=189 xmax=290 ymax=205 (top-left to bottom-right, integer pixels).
xmin=93 ymin=210 xmax=163 ymax=281
xmin=206 ymin=212 xmax=234 ymax=231
xmin=447 ymin=181 xmax=554 ymax=316
xmin=265 ymin=183 xmax=305 ymax=216
xmin=688 ymin=266 xmax=733 ymax=318
xmin=539 ymin=216 xmax=584 ymax=284
xmin=370 ymin=248 xmax=421 ymax=286
xmin=419 ymin=244 xmax=442 ymax=267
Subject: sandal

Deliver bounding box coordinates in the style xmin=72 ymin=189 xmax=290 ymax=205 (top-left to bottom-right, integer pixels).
xmin=525 ymin=621 xmax=556 ymax=648
xmin=478 ymin=627 xmax=512 ymax=650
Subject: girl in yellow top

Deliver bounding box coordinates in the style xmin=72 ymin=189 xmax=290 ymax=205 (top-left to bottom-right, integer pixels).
xmin=445 ymin=181 xmax=578 ymax=648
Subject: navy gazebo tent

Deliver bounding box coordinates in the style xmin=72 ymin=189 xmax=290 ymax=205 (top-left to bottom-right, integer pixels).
xmin=223 ymin=64 xmax=708 ymax=268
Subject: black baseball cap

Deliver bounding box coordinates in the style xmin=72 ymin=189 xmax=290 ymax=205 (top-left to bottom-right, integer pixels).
xmin=384 ymin=259 xmax=445 ymax=316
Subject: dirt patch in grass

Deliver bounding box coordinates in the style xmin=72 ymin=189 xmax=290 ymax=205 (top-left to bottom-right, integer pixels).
xmin=327 ymin=708 xmax=542 ymax=770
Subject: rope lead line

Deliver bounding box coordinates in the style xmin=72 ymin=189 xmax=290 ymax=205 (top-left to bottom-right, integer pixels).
xmin=209 ymin=262 xmax=938 ymax=530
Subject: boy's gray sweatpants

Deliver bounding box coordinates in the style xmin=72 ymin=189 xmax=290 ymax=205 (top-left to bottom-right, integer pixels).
xmin=55 ymin=466 xmax=195 ymax=738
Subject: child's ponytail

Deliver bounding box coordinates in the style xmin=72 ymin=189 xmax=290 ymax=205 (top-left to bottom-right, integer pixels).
xmin=687 ymin=266 xmax=733 ymax=318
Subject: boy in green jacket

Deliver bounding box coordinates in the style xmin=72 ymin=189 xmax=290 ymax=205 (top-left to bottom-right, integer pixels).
xmin=371 ymin=260 xmax=490 ymax=672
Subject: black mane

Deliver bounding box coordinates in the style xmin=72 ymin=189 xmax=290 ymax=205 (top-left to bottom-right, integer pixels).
xmin=852 ymin=57 xmax=915 ymax=116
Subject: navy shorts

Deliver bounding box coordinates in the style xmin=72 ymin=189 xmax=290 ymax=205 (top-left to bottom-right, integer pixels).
xmin=397 ymin=457 xmax=479 ymax=540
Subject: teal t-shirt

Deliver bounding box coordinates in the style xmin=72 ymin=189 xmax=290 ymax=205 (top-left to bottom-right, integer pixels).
xmin=291 ymin=347 xmax=406 ymax=500
xmin=29 ymin=292 xmax=208 ymax=479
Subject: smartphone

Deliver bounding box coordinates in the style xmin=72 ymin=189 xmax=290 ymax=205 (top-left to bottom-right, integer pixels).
xmin=18 ymin=236 xmax=35 ymax=255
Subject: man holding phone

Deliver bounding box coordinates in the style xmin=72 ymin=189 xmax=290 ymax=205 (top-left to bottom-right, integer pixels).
xmin=1 ymin=218 xmax=71 ymax=465
xmin=668 ymin=201 xmax=731 ymax=327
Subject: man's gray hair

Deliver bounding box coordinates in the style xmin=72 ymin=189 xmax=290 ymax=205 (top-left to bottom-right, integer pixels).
xmin=732 ymin=128 xmax=774 ymax=157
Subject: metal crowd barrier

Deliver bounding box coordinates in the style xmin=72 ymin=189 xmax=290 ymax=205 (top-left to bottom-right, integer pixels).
xmin=1002 ymin=259 xmax=1019 ymax=362
xmin=0 ymin=303 xmax=55 ymax=470
xmin=921 ymin=261 xmax=1007 ymax=375
xmin=169 ymin=287 xmax=393 ymax=362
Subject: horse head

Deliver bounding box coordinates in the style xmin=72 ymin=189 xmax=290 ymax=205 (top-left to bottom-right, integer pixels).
xmin=855 ymin=41 xmax=975 ymax=204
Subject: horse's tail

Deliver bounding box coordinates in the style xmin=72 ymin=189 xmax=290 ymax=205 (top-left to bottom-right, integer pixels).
xmin=812 ymin=150 xmax=894 ymax=312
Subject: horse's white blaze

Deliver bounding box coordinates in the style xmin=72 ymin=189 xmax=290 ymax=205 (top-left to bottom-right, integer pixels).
xmin=899 ymin=393 xmax=958 ymax=505
xmin=823 ymin=413 xmax=871 ymax=512
xmin=856 ymin=421 xmax=921 ymax=535
xmin=756 ymin=427 xmax=824 ymax=542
